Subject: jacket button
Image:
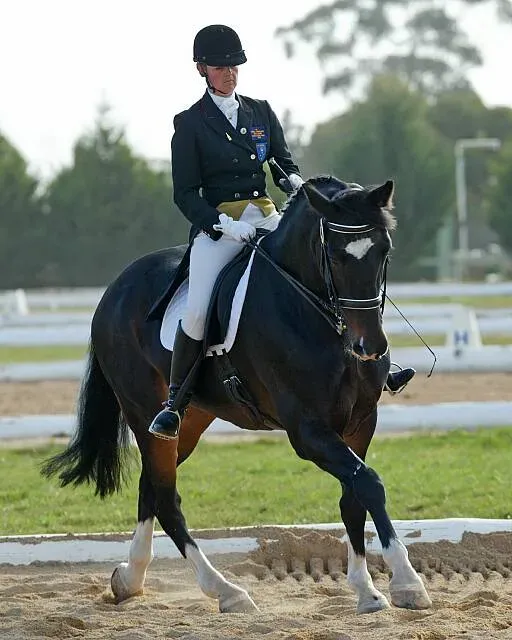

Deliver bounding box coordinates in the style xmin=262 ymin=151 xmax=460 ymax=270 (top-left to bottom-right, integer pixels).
xmin=251 ymin=173 xmax=258 ymax=179
xmin=232 ymin=158 xmax=239 ymax=163
xmin=240 ymin=127 xmax=247 ymax=134
xmin=253 ymin=190 xmax=259 ymax=197
xmin=234 ymin=192 xmax=240 ymax=199
xmin=250 ymin=154 xmax=256 ymax=160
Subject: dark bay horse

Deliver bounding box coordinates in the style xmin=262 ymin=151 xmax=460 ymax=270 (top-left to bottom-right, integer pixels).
xmin=42 ymin=176 xmax=431 ymax=614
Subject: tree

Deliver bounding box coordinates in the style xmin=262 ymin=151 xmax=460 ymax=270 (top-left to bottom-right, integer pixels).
xmin=41 ymin=106 xmax=188 ymax=286
xmin=301 ymin=75 xmax=454 ymax=279
xmin=0 ymin=133 xmax=43 ymax=288
xmin=276 ymin=0 xmax=512 ymax=98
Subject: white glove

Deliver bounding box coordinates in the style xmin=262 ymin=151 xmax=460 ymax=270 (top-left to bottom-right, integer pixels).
xmin=288 ymin=173 xmax=304 ymax=189
xmin=213 ymin=213 xmax=257 ymax=242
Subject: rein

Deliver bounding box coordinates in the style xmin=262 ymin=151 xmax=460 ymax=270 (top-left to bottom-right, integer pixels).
xmin=247 ymin=236 xmax=347 ymax=335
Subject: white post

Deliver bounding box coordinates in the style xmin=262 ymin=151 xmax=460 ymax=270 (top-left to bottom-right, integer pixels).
xmin=454 ymin=138 xmax=501 ymax=281
xmin=454 ymin=145 xmax=467 ymax=281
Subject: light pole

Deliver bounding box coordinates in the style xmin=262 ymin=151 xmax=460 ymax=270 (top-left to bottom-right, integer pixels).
xmin=454 ymin=138 xmax=501 ymax=280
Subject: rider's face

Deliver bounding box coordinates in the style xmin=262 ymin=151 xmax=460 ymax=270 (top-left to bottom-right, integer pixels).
xmin=201 ymin=64 xmax=238 ymax=95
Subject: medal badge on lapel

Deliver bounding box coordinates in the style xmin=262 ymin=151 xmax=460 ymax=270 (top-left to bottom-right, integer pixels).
xmin=250 ymin=126 xmax=267 ymax=162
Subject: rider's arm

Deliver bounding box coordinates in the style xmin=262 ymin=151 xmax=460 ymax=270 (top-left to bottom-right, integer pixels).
xmin=265 ymin=101 xmax=302 ymax=191
xmin=171 ymin=112 xmax=222 ymax=240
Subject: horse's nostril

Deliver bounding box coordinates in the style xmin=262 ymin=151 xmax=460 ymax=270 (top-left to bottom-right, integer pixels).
xmin=352 ymin=343 xmax=365 ymax=357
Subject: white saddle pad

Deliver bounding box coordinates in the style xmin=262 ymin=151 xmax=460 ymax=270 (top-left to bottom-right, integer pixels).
xmin=160 ymin=248 xmax=257 ymax=357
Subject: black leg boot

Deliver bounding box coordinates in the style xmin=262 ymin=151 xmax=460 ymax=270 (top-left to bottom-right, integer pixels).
xmin=385 ymin=366 xmax=416 ymax=394
xmin=149 ymin=321 xmax=203 ymax=440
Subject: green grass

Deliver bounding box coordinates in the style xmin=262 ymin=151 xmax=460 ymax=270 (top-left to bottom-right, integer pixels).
xmin=389 ymin=334 xmax=512 ymax=348
xmin=393 ymin=295 xmax=512 ymax=309
xmin=1 ymin=429 xmax=511 ymax=535
xmin=0 ymin=345 xmax=87 ymax=364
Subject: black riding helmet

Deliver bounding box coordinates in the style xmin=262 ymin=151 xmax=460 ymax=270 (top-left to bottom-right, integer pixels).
xmin=193 ymin=25 xmax=247 ymax=67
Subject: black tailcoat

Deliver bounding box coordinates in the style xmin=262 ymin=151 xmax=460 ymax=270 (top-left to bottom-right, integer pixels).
xmin=171 ymin=91 xmax=300 ymax=240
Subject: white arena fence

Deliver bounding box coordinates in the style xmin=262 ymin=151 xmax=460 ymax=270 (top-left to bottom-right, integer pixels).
xmin=2 ymin=402 xmax=512 ymax=441
xmin=0 ymin=284 xmax=511 ymax=374
xmin=0 ymin=299 xmax=511 ymax=349
xmin=2 ymin=519 xmax=512 ymax=566
xmin=2 ymin=281 xmax=512 ymax=313
xmin=1 ymin=314 xmax=511 ymax=347
xmin=2 ymin=343 xmax=512 ymax=382
xmin=1 ymin=284 xmax=511 ymax=350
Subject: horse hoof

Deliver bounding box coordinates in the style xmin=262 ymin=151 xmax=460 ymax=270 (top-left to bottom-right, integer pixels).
xmin=111 ymin=564 xmax=144 ymax=603
xmin=219 ymin=590 xmax=259 ymax=613
xmin=357 ymin=591 xmax=391 ymax=614
xmin=390 ymin=584 xmax=432 ymax=610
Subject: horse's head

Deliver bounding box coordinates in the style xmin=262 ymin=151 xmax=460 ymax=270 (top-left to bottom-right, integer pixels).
xmin=296 ymin=176 xmax=395 ymax=362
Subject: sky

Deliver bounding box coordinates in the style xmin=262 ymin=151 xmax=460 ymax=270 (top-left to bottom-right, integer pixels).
xmin=1 ymin=0 xmax=512 ymax=179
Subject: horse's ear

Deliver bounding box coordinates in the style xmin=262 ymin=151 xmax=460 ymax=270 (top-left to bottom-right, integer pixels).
xmin=366 ymin=180 xmax=394 ymax=209
xmin=302 ymin=181 xmax=337 ymax=217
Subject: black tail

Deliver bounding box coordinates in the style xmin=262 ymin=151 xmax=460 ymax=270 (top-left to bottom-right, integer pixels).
xmin=41 ymin=343 xmax=130 ymax=498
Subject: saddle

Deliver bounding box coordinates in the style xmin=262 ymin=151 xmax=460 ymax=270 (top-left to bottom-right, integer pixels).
xmin=149 ymin=230 xmax=274 ymax=429
xmin=203 ymin=241 xmax=255 ymax=353
xmin=148 ymin=230 xmax=269 ymax=354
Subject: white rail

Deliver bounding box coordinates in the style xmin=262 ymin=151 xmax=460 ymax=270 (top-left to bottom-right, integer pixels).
xmin=2 ymin=402 xmax=512 ymax=440
xmin=1 ymin=281 xmax=512 ymax=313
xmin=2 ymin=519 xmax=512 ymax=565
xmin=2 ymin=341 xmax=512 ymax=382
xmin=1 ymin=317 xmax=511 ymax=347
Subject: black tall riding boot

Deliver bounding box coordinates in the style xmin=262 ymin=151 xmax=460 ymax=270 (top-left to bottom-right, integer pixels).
xmin=149 ymin=321 xmax=203 ymax=440
xmin=385 ymin=366 xmax=416 ymax=394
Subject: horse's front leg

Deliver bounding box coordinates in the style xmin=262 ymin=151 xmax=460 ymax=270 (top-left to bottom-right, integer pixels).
xmin=287 ymin=418 xmax=431 ymax=612
xmin=146 ymin=422 xmax=258 ymax=613
xmin=340 ymin=412 xmax=390 ymax=613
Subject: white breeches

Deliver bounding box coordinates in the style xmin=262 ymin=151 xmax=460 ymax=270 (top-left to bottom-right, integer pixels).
xmin=182 ymin=204 xmax=281 ymax=340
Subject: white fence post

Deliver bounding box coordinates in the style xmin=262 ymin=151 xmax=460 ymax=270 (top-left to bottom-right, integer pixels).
xmin=445 ymin=305 xmax=483 ymax=355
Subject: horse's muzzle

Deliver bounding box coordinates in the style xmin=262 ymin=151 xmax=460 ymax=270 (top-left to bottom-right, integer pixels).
xmin=351 ymin=336 xmax=388 ymax=362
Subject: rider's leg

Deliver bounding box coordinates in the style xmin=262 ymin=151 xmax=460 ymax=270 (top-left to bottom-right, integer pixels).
xmin=149 ymin=232 xmax=244 ymax=440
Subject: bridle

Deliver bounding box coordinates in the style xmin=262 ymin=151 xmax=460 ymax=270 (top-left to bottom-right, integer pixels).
xmin=247 ymin=215 xmax=389 ymax=337
xmin=319 ymin=217 xmax=388 ymax=317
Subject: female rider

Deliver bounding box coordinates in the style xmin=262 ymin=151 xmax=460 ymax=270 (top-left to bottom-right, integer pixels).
xmin=149 ymin=25 xmax=414 ymax=440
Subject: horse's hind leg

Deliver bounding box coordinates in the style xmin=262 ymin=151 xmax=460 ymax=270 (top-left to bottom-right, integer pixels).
xmin=114 ymin=401 xmax=258 ymax=612
xmin=111 ymin=466 xmax=155 ymax=602
xmin=111 ymin=399 xmax=212 ymax=603
xmin=147 ymin=407 xmax=258 ymax=612
xmin=342 ymin=416 xmax=390 ymax=614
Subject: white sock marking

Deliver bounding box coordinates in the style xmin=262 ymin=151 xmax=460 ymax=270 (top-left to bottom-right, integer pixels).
xmin=382 ymin=538 xmax=420 ymax=586
xmin=114 ymin=518 xmax=154 ymax=594
xmin=347 ymin=539 xmax=376 ymax=595
xmin=346 ymin=539 xmax=389 ymax=612
xmin=186 ymin=543 xmax=256 ymax=610
xmin=186 ymin=543 xmax=228 ymax=598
